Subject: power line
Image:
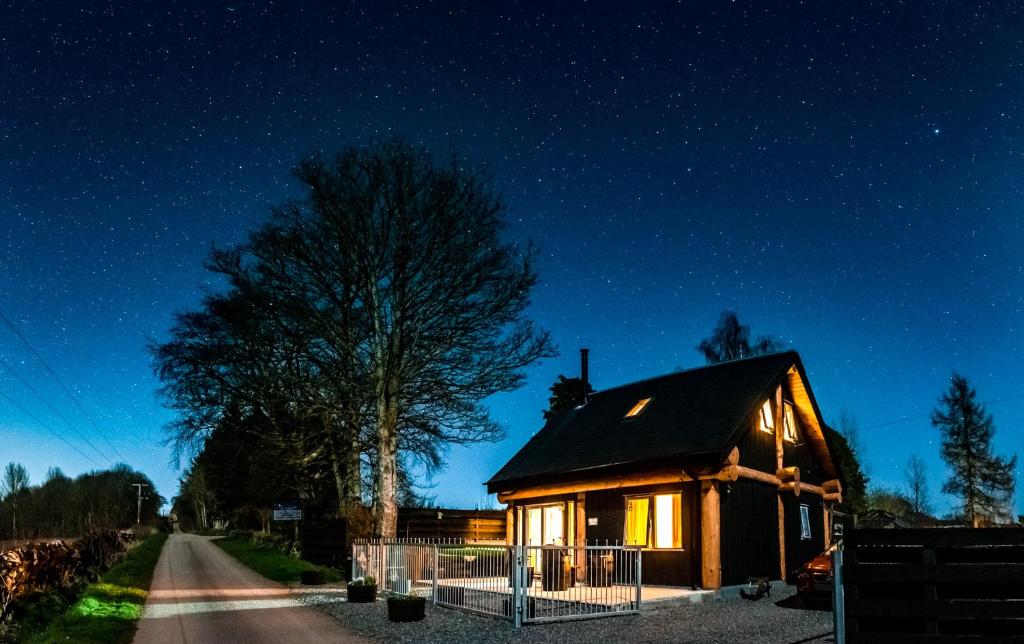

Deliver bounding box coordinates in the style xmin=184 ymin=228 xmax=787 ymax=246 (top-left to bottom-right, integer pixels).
xmin=0 ymin=309 xmax=126 ymax=462
xmin=0 ymin=386 xmax=101 ymax=467
xmin=0 ymin=354 xmax=111 ymax=463
xmin=860 ymin=392 xmax=1024 ymax=431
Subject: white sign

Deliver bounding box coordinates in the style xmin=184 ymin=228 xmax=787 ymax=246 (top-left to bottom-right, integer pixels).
xmin=587 ymin=517 xmax=598 ymax=526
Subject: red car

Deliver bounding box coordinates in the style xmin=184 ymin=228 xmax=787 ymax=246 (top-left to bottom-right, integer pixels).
xmin=795 ymin=544 xmax=838 ymax=599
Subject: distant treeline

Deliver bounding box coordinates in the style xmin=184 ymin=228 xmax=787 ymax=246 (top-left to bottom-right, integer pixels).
xmin=0 ymin=462 xmax=163 ymax=541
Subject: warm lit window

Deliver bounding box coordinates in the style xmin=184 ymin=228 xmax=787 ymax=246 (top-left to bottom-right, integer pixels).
xmin=654 ymin=493 xmax=682 ymax=548
xmin=624 ymin=397 xmax=653 ymax=418
xmin=624 ymin=497 xmax=649 ymax=546
xmin=799 ymin=504 xmax=811 ymax=540
xmin=783 ymin=402 xmax=798 ymax=443
xmin=624 ymin=493 xmax=681 ymax=549
xmin=759 ymin=400 xmax=774 ymax=433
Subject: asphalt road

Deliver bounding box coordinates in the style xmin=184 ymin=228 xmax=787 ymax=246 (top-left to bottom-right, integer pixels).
xmin=133 ymin=533 xmax=370 ymax=644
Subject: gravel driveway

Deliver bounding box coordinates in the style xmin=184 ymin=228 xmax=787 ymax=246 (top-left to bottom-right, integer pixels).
xmin=296 ymin=584 xmax=834 ymax=644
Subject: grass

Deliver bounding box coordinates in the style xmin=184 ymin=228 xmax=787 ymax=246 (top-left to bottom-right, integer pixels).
xmin=213 ymin=536 xmax=342 ymax=584
xmin=22 ymin=531 xmax=168 ymax=644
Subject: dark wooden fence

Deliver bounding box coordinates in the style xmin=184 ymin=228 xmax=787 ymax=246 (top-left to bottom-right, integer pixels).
xmin=397 ymin=508 xmax=506 ymax=542
xmin=842 ymin=527 xmax=1024 ymax=642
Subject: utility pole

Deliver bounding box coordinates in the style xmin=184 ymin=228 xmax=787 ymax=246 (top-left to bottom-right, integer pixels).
xmin=133 ymin=483 xmax=149 ymax=525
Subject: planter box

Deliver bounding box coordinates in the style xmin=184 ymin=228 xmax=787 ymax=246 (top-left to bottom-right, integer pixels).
xmin=347 ymin=584 xmax=377 ymax=603
xmin=300 ymin=570 xmax=325 ymax=585
xmin=387 ymin=596 xmax=426 ymax=622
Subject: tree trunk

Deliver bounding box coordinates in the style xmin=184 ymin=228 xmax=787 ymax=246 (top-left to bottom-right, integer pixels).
xmin=372 ymin=395 xmax=399 ymax=538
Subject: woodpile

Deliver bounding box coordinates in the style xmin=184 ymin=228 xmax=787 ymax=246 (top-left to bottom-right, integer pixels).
xmin=0 ymin=531 xmax=135 ymax=621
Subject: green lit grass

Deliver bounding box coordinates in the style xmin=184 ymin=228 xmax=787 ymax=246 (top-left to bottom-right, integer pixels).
xmin=25 ymin=531 xmax=168 ymax=644
xmin=213 ymin=536 xmax=342 ymax=584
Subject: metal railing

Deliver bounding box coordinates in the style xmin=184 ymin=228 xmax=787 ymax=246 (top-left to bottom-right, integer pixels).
xmin=352 ymin=539 xmax=642 ymax=626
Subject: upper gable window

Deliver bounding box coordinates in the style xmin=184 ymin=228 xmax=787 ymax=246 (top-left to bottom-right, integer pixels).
xmin=759 ymin=400 xmax=774 ymax=433
xmin=624 ymin=397 xmax=652 ymax=419
xmin=783 ymin=401 xmax=798 ymax=443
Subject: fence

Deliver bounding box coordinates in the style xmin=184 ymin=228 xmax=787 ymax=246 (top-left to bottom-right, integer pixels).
xmin=397 ymin=508 xmax=506 ymax=542
xmin=835 ymin=527 xmax=1024 ymax=643
xmin=352 ymin=539 xmax=642 ymax=626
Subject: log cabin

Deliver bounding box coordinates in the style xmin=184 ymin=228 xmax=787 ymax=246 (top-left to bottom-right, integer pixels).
xmin=485 ymin=350 xmax=843 ymax=589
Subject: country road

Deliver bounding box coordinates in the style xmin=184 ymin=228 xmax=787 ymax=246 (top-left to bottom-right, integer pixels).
xmin=133 ymin=533 xmax=370 ymax=644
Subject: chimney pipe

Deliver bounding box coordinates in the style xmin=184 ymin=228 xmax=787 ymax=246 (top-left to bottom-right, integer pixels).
xmin=580 ymin=348 xmax=590 ymax=404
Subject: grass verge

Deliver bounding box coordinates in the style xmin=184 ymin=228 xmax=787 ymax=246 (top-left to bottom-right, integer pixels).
xmin=23 ymin=531 xmax=168 ymax=644
xmin=213 ymin=536 xmax=342 ymax=584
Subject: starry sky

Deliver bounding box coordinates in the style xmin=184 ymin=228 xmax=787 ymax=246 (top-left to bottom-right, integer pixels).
xmin=1 ymin=2 xmax=1022 ymax=516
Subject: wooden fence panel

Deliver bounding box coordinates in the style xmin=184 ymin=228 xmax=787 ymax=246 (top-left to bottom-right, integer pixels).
xmin=397 ymin=508 xmax=506 ymax=542
xmin=842 ymin=527 xmax=1024 ymax=642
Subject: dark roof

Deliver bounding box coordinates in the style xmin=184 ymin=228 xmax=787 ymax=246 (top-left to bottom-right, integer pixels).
xmin=487 ymin=351 xmax=800 ymax=491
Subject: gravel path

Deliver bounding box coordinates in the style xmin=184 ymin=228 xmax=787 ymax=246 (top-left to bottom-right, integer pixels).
xmin=295 ymin=584 xmax=833 ymax=644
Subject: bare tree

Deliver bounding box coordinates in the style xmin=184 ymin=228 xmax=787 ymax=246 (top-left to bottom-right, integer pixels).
xmin=1 ymin=462 xmax=29 ymax=537
xmin=696 ymin=311 xmax=782 ymax=364
xmin=287 ymin=141 xmax=556 ymax=536
xmin=903 ymin=454 xmax=931 ymax=525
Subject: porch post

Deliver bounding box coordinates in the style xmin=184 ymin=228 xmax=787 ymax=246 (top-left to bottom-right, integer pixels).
xmin=505 ymin=504 xmax=514 ymax=545
xmin=774 ymin=384 xmax=787 ymax=581
xmin=700 ymin=479 xmax=721 ymax=589
xmin=575 ymin=492 xmax=587 ymax=580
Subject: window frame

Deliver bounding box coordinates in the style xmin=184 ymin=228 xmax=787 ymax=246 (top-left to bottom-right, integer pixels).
xmin=623 ymin=491 xmax=682 ymax=550
xmin=782 ymin=401 xmax=798 ymax=443
xmin=759 ymin=399 xmax=775 ymax=433
xmin=623 ymin=397 xmax=653 ymax=419
xmin=799 ymin=504 xmax=811 ymax=540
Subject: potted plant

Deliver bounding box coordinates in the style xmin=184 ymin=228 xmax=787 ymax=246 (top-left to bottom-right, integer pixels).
xmin=387 ymin=595 xmax=426 ymax=622
xmin=347 ymin=576 xmax=377 ymax=603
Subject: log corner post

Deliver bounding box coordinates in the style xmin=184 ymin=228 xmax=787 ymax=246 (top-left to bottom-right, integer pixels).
xmin=700 ymin=479 xmax=721 ymax=589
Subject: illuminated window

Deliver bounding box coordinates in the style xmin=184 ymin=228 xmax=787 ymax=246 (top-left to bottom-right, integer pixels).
xmin=624 ymin=497 xmax=649 ymax=546
xmin=624 ymin=493 xmax=681 ymax=549
xmin=783 ymin=402 xmax=798 ymax=443
xmin=799 ymin=504 xmax=811 ymax=540
xmin=624 ymin=397 xmax=653 ymax=419
xmin=759 ymin=400 xmax=774 ymax=433
xmin=654 ymin=493 xmax=682 ymax=548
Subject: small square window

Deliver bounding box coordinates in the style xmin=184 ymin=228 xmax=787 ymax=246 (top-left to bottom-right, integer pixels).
xmin=624 ymin=397 xmax=652 ymax=419
xmin=783 ymin=402 xmax=798 ymax=443
xmin=759 ymin=400 xmax=774 ymax=433
xmin=799 ymin=504 xmax=811 ymax=540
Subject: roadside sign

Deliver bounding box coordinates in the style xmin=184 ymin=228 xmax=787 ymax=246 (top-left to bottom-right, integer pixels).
xmin=273 ymin=500 xmax=302 ymax=521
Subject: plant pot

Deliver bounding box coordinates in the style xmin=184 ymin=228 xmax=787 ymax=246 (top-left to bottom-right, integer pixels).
xmin=301 ymin=570 xmax=325 ymax=585
xmin=387 ymin=596 xmax=426 ymax=622
xmin=347 ymin=584 xmax=377 ymax=603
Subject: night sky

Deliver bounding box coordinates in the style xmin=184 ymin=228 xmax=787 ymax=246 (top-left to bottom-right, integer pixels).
xmin=2 ymin=2 xmax=1022 ymax=515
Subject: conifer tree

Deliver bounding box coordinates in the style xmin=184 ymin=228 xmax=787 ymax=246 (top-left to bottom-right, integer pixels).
xmin=932 ymin=373 xmax=1016 ymax=526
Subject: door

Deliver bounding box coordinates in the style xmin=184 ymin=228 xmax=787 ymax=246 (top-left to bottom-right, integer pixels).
xmin=524 ymin=503 xmax=566 ymax=574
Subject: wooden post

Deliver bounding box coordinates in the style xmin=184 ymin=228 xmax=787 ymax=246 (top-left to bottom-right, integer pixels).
xmin=774 ymin=385 xmax=786 ymax=582
xmin=700 ymin=480 xmax=721 ymax=589
xmin=506 ymin=504 xmax=514 ymax=545
xmin=823 ymin=504 xmax=831 ymax=548
xmin=777 ymin=495 xmax=787 ymax=581
xmin=576 ymin=492 xmax=587 ymax=579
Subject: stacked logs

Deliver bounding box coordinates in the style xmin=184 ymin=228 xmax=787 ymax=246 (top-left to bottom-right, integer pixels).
xmin=0 ymin=531 xmax=135 ymax=621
